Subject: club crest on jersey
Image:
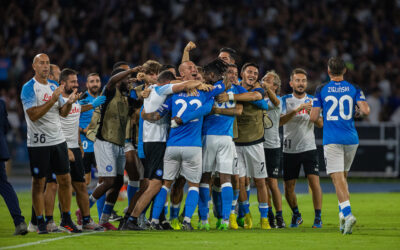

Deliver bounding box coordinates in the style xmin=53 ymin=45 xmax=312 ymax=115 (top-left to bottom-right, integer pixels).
xmin=50 ymin=85 xmax=56 ymax=91
xmin=106 ymin=165 xmax=113 ymax=172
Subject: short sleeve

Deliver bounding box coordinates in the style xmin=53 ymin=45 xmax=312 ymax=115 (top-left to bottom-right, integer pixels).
xmin=155 ymin=84 xmax=174 ymax=96
xmin=313 ymin=85 xmax=323 ymax=108
xmin=355 ymin=86 xmax=366 ymax=102
xmin=20 ymin=81 xmax=36 ymax=111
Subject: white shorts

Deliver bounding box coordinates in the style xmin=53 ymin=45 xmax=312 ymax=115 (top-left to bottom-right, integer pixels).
xmin=232 ymin=141 xmax=239 ymax=175
xmin=163 ymin=146 xmax=202 ymax=183
xmin=94 ymin=139 xmax=125 ymax=177
xmin=324 ymin=144 xmax=358 ymax=174
xmin=202 ymin=135 xmax=235 ymax=175
xmin=236 ymin=142 xmax=267 ymax=178
xmin=124 ymin=141 xmax=136 ymax=153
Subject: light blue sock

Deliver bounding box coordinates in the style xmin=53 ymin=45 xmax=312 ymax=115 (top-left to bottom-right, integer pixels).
xmin=102 ymin=202 xmax=114 ymax=215
xmin=340 ymin=201 xmax=352 ymax=218
xmin=199 ymin=184 xmax=210 ymax=221
xmin=239 ymin=200 xmax=250 ymax=215
xmin=259 ymin=203 xmax=268 ymax=219
xmin=221 ymin=183 xmax=233 ymax=220
xmin=96 ymin=194 xmax=106 ymax=220
xmin=127 ymin=181 xmax=139 ymax=206
xmin=170 ymin=203 xmax=180 ymax=220
xmin=231 ymin=189 xmax=239 ymax=213
xmin=184 ymin=187 xmax=199 ymax=221
xmin=212 ymin=186 xmax=222 ymax=219
xmin=151 ymin=186 xmax=169 ymax=220
xmin=163 ymin=202 xmax=168 ymax=217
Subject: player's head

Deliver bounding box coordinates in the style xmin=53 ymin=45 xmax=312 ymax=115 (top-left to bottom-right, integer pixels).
xmin=49 ymin=64 xmax=61 ymax=83
xmin=157 ymin=70 xmax=176 ymax=85
xmin=111 ymin=68 xmax=129 ymax=93
xmin=262 ymin=70 xmax=281 ymax=95
xmin=328 ymin=57 xmax=347 ymax=77
xmin=160 ymin=64 xmax=177 ymax=77
xmin=142 ymin=60 xmax=162 ymax=82
xmin=178 ymin=61 xmax=198 ymax=80
xmin=203 ymin=58 xmax=228 ymax=84
xmin=86 ymin=73 xmax=101 ymax=95
xmin=32 ymin=53 xmax=50 ymax=79
xmin=218 ymin=47 xmax=237 ymax=64
xmin=223 ymin=64 xmax=238 ymax=89
xmin=196 ymin=66 xmax=204 ymax=81
xmin=59 ymin=68 xmax=78 ymax=95
xmin=113 ymin=61 xmax=130 ymax=70
xmin=241 ymin=62 xmax=259 ymax=87
xmin=290 ymin=68 xmax=308 ymax=96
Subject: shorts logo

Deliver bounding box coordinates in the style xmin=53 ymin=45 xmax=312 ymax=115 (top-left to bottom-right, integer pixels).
xmin=106 ymin=165 xmax=113 ymax=172
xmin=33 ymin=167 xmax=39 ymax=175
xmin=52 ymin=173 xmax=57 ymax=180
xmin=156 ymin=169 xmax=163 ymax=177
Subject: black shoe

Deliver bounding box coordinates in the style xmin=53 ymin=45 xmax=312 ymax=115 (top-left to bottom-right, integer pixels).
xmin=60 ymin=220 xmax=82 ymax=233
xmin=14 ymin=221 xmax=28 ymax=236
xmin=37 ymin=222 xmax=48 ymax=234
xmin=161 ymin=220 xmax=173 ymax=230
xmin=276 ymin=215 xmax=286 ymax=228
xmin=118 ymin=217 xmax=127 ymax=230
xmin=181 ymin=221 xmax=194 ymax=231
xmin=268 ymin=215 xmax=277 ymax=229
xmin=121 ymin=220 xmax=144 ymax=231
xmin=109 ymin=210 xmax=123 ymax=222
xmin=150 ymin=221 xmax=163 ymax=230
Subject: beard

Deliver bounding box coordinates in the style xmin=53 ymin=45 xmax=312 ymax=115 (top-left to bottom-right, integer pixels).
xmin=294 ymin=88 xmax=305 ymax=95
xmin=89 ymin=86 xmax=100 ymax=95
xmin=65 ymin=87 xmax=76 ymax=95
xmin=119 ymin=82 xmax=129 ymax=94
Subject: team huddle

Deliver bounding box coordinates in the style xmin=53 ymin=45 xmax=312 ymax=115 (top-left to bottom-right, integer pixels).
xmin=20 ymin=42 xmax=370 ymax=235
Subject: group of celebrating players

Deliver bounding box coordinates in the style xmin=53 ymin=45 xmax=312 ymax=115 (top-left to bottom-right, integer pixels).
xmin=20 ymin=41 xmax=370 ymax=235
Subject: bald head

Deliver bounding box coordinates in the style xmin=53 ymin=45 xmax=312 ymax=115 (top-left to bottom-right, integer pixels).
xmin=178 ymin=61 xmax=198 ymax=80
xmin=32 ymin=53 xmax=50 ymax=81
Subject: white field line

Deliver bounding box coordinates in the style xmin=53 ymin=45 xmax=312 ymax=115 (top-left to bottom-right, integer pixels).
xmin=0 ymin=231 xmax=102 ymax=250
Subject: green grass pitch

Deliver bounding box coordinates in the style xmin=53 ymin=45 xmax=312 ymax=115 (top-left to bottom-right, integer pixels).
xmin=1 ymin=191 xmax=399 ymax=249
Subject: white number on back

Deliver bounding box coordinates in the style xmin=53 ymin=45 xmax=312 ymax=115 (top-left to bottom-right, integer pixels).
xmin=325 ymin=95 xmax=353 ymax=121
xmin=175 ymin=98 xmax=202 ymax=121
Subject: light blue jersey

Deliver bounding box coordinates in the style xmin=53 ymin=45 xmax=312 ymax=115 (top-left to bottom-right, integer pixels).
xmin=160 ymin=83 xmax=225 ymax=147
xmin=79 ymin=91 xmax=96 ymax=152
xmin=313 ymin=80 xmax=366 ymax=145
xmin=202 ymin=84 xmax=247 ymax=137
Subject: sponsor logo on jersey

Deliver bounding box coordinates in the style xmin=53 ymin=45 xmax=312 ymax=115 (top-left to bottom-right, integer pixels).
xmin=69 ymin=106 xmax=81 ymax=114
xmin=42 ymin=93 xmax=52 ymax=102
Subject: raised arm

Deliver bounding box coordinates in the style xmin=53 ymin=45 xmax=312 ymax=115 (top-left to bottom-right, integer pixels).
xmin=181 ymin=41 xmax=196 ymax=63
xmin=212 ymin=103 xmax=243 ymax=116
xmin=107 ymin=66 xmax=142 ymax=90
xmin=265 ymin=87 xmax=280 ymax=107
xmin=171 ymin=80 xmax=203 ymax=93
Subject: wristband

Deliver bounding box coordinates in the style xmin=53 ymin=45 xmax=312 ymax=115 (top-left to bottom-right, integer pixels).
xmin=228 ymin=92 xmax=235 ymax=101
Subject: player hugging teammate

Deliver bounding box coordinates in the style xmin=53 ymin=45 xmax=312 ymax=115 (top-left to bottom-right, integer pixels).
xmin=20 ymin=44 xmax=368 ymax=234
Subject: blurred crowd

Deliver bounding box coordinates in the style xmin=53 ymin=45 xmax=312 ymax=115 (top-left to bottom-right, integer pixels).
xmin=1 ymin=0 xmax=400 ymax=162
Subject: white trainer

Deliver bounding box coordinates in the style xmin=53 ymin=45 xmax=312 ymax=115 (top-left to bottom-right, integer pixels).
xmin=27 ymin=221 xmax=37 ymax=232
xmin=339 ymin=213 xmax=345 ymax=233
xmin=343 ymin=215 xmax=356 ymax=235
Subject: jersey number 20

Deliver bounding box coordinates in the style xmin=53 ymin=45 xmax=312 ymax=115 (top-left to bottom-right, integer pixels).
xmin=325 ymin=95 xmax=353 ymax=121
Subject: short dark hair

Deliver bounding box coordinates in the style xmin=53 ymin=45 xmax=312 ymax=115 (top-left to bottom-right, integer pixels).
xmin=113 ymin=61 xmax=129 ymax=70
xmin=157 ymin=70 xmax=176 ymax=84
xmin=219 ymin=47 xmax=237 ymax=60
xmin=203 ymin=58 xmax=228 ymax=78
xmin=49 ymin=64 xmax=59 ymax=77
xmin=160 ymin=64 xmax=176 ymax=72
xmin=328 ymin=57 xmax=346 ymax=76
xmin=87 ymin=72 xmax=99 ymax=79
xmin=290 ymin=68 xmax=307 ymax=81
xmin=59 ymin=68 xmax=77 ymax=83
xmin=241 ymin=62 xmax=259 ymax=73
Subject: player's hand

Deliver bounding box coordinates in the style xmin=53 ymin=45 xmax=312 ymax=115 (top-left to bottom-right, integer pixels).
xmin=67 ymin=89 xmax=80 ymax=104
xmin=51 ymin=85 xmax=63 ymax=102
xmin=68 ymin=149 xmax=75 ymax=162
xmin=184 ymin=41 xmax=196 ymax=52
xmin=186 ymin=89 xmax=199 ymax=96
xmin=91 ymin=96 xmax=106 ymax=108
xmin=142 ymin=88 xmax=151 ymax=98
xmin=197 ymin=83 xmax=214 ymax=92
xmin=298 ymin=102 xmax=312 ymax=113
xmin=131 ymin=66 xmax=144 ymax=73
xmin=354 ymin=104 xmax=363 ymax=118
xmin=216 ymin=92 xmax=229 ymax=103
xmin=137 ymin=72 xmax=146 ymax=81
xmin=80 ymin=147 xmax=84 ymax=158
